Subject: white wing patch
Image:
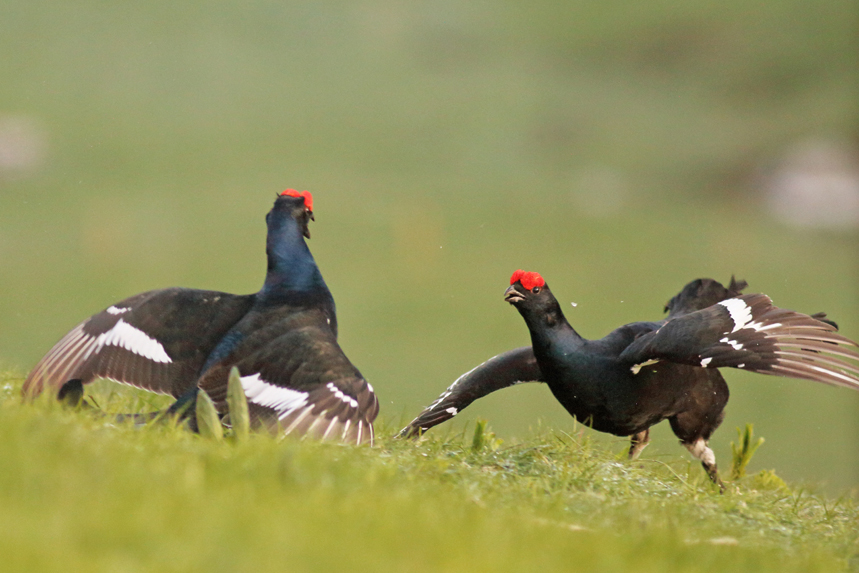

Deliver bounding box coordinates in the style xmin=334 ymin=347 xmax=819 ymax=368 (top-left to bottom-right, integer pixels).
xmin=326 ymin=382 xmax=359 ymax=408
xmin=719 ymin=298 xmax=753 ymax=333
xmin=719 ymin=337 xmax=744 ymax=351
xmin=88 ymin=319 xmax=172 ymax=363
xmin=106 ymin=306 xmax=131 ymax=315
xmin=719 ymin=298 xmax=785 ymax=335
xmin=746 ymin=321 xmax=782 ymax=332
xmin=241 ymin=373 xmax=308 ymax=419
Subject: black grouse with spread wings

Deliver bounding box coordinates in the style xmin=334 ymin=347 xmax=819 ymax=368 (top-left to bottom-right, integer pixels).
xmin=24 ymin=190 xmax=378 ymax=444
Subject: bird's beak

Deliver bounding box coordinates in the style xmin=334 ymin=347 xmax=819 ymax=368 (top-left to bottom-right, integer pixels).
xmin=303 ymin=210 xmax=314 ymax=239
xmin=504 ymin=285 xmax=525 ymax=304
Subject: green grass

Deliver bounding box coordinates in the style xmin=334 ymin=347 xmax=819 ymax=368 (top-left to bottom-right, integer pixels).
xmin=1 ymin=373 xmax=857 ymax=573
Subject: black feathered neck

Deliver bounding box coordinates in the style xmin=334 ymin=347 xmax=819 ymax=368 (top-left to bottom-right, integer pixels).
xmin=510 ymin=283 xmax=584 ymax=347
xmin=259 ymin=195 xmax=330 ymax=302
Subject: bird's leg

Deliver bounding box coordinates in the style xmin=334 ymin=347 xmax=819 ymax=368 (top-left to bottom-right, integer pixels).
xmin=628 ymin=429 xmax=650 ymax=460
xmin=683 ymin=437 xmax=725 ymax=492
xmin=164 ymin=387 xmax=201 ymax=432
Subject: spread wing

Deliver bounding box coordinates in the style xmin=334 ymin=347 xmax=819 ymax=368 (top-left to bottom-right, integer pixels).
xmin=197 ymin=310 xmax=379 ymax=445
xmin=620 ymin=294 xmax=859 ymax=390
xmin=23 ymin=288 xmax=255 ymax=398
xmin=399 ymin=346 xmax=544 ymax=438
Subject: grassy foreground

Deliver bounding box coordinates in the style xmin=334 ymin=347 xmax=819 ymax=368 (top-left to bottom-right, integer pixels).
xmin=1 ymin=371 xmax=857 ymax=573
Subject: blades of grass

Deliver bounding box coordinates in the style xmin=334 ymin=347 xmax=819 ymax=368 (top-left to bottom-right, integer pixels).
xmin=227 ymin=366 xmax=249 ymax=442
xmin=730 ymin=423 xmax=765 ymax=480
xmin=470 ymin=419 xmax=502 ymax=453
xmin=196 ymin=389 xmax=223 ymax=440
xmin=471 ymin=419 xmax=487 ymax=452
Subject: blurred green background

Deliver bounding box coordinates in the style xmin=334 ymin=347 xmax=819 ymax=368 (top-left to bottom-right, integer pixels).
xmin=1 ymin=1 xmax=857 ymax=490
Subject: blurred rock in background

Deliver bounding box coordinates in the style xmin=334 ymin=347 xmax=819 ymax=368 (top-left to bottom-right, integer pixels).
xmin=764 ymin=138 xmax=859 ymax=230
xmin=0 ymin=115 xmax=47 ymax=182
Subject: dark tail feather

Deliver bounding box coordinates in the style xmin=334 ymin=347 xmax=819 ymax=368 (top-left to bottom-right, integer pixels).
xmin=810 ymin=311 xmax=838 ymax=330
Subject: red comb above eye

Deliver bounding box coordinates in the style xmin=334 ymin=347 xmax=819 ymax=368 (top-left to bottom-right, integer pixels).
xmin=510 ymin=269 xmax=545 ymax=290
xmin=280 ymin=189 xmax=313 ymax=211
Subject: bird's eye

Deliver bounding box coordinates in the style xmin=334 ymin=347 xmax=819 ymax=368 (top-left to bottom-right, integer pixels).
xmin=532 ymin=286 xmax=541 ymax=294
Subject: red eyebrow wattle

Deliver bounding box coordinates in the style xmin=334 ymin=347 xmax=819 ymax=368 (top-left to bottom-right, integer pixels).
xmin=510 ymin=270 xmax=545 ymax=290
xmin=280 ymin=189 xmax=313 ymax=211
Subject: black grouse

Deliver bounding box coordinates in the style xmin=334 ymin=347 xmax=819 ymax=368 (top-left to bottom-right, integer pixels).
xmin=401 ymin=270 xmax=859 ymax=488
xmin=24 ymin=190 xmax=378 ymax=444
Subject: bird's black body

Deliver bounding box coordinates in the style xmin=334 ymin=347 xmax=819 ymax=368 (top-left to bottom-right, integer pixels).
xmin=401 ymin=272 xmax=859 ymax=487
xmin=25 ymin=191 xmax=378 ymax=444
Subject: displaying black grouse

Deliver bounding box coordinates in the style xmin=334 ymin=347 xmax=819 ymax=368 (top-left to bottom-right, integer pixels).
xmin=401 ymin=271 xmax=859 ymax=488
xmin=24 ymin=190 xmax=379 ymax=444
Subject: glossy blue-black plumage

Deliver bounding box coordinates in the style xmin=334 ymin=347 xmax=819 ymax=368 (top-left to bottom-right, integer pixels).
xmin=24 ymin=191 xmax=377 ymax=444
xmin=402 ymin=275 xmax=859 ymax=487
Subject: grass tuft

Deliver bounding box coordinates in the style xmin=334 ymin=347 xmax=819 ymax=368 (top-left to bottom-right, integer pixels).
xmin=470 ymin=418 xmax=503 ymax=453
xmin=226 ymin=367 xmax=250 ymax=442
xmin=196 ymin=390 xmax=223 ymax=441
xmin=730 ymin=423 xmax=766 ymax=480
